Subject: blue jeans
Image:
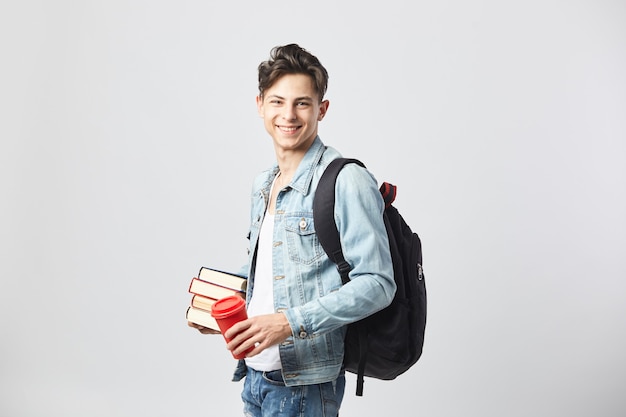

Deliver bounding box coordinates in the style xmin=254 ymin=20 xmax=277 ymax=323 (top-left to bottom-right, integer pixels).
xmin=242 ymin=367 xmax=345 ymax=417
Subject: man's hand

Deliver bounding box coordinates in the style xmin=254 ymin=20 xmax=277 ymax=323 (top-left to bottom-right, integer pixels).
xmin=224 ymin=312 xmax=292 ymax=358
xmin=187 ymin=321 xmax=221 ymax=335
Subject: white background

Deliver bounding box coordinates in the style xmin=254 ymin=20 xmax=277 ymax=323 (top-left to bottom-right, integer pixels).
xmin=1 ymin=1 xmax=625 ymax=416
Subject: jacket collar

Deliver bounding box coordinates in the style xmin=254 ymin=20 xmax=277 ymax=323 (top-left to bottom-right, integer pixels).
xmin=270 ymin=136 xmax=326 ymax=196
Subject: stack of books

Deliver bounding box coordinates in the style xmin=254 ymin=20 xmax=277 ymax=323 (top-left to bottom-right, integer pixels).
xmin=185 ymin=267 xmax=247 ymax=331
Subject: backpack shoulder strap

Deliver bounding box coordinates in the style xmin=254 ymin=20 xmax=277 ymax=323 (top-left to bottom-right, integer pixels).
xmin=314 ymin=157 xmax=380 ymax=396
xmin=313 ymin=157 xmax=365 ymax=285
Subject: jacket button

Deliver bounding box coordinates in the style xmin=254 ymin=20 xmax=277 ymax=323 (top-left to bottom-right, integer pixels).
xmin=299 ymin=331 xmax=307 ymax=338
xmin=299 ymin=218 xmax=307 ymax=229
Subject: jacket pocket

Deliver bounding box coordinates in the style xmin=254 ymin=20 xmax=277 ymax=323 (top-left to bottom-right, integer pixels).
xmin=284 ymin=215 xmax=322 ymax=265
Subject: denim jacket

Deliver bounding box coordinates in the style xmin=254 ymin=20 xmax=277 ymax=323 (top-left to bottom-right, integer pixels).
xmin=232 ymin=136 xmax=396 ymax=386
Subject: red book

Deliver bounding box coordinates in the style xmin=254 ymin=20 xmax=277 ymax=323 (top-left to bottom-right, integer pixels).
xmin=188 ymin=278 xmax=244 ymax=300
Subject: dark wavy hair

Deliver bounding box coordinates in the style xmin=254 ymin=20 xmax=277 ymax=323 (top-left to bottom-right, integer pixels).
xmin=257 ymin=44 xmax=329 ymax=101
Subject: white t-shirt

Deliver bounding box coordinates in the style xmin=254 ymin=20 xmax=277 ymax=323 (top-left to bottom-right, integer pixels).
xmin=245 ymin=177 xmax=282 ymax=371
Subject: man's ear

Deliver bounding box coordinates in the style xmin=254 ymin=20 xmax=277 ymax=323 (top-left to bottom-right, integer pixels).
xmin=256 ymin=95 xmax=264 ymax=117
xmin=318 ymin=99 xmax=330 ymax=121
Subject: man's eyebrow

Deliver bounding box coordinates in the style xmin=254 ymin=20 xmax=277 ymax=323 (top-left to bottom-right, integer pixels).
xmin=266 ymin=94 xmax=314 ymax=102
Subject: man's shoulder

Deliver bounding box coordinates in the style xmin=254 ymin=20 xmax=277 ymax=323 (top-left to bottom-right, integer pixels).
xmin=250 ymin=165 xmax=278 ymax=194
xmin=320 ymin=152 xmax=375 ymax=181
xmin=319 ymin=156 xmax=380 ymax=200
xmin=320 ymin=146 xmax=342 ymax=164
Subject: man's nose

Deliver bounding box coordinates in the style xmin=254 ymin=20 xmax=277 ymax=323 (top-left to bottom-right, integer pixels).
xmin=282 ymin=106 xmax=297 ymax=121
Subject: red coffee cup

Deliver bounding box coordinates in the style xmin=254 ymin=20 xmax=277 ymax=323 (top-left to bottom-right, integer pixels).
xmin=211 ymin=295 xmax=253 ymax=359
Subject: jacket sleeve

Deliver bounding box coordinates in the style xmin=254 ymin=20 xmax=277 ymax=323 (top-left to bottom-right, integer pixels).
xmin=284 ymin=163 xmax=396 ymax=336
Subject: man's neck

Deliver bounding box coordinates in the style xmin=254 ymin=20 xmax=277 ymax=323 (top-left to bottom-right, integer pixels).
xmin=274 ymin=148 xmax=307 ymax=183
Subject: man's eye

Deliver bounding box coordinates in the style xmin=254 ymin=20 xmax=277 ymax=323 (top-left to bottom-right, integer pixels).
xmin=297 ymin=101 xmax=309 ymax=106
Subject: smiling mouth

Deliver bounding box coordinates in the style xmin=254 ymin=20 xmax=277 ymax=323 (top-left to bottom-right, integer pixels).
xmin=278 ymin=125 xmax=300 ymax=133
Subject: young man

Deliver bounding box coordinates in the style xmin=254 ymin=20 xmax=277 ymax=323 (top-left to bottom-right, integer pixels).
xmin=190 ymin=44 xmax=396 ymax=416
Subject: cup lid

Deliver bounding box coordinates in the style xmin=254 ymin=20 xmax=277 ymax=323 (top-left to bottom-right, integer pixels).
xmin=210 ymin=295 xmax=246 ymax=318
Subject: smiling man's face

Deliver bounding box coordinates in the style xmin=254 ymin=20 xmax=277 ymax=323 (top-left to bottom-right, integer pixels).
xmin=256 ymin=73 xmax=329 ymax=158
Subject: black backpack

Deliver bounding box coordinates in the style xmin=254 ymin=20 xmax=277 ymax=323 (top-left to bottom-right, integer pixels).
xmin=313 ymin=158 xmax=427 ymax=396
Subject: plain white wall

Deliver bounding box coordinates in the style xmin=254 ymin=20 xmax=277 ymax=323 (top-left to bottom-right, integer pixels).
xmin=1 ymin=1 xmax=625 ymax=416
